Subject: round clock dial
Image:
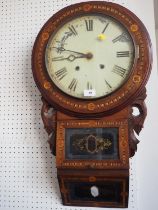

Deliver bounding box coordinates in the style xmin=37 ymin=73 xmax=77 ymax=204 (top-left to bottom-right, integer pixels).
xmin=45 ymin=14 xmax=135 ymax=99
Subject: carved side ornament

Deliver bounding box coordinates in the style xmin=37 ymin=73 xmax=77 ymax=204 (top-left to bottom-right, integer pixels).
xmin=129 ymin=88 xmax=147 ymax=157
xmin=41 ymin=97 xmax=57 ymax=155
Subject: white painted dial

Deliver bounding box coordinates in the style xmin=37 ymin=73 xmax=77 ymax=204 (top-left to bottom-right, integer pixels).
xmin=45 ymin=15 xmax=135 ymax=99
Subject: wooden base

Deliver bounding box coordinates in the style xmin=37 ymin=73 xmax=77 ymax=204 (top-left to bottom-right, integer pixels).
xmin=40 ymin=97 xmax=148 ymax=208
xmin=58 ymin=169 xmax=129 ymax=208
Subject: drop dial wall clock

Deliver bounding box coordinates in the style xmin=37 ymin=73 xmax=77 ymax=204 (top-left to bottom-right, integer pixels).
xmin=32 ymin=1 xmax=152 ymax=208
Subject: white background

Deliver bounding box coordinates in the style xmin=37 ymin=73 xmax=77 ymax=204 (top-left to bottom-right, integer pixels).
xmin=0 ymin=0 xmax=158 ymax=210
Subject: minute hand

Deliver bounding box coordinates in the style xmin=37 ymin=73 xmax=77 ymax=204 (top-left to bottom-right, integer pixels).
xmin=53 ymin=47 xmax=87 ymax=56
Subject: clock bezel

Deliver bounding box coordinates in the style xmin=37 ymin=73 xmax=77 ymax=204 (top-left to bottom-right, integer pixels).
xmin=44 ymin=13 xmax=136 ymax=100
xmin=32 ymin=1 xmax=152 ymax=117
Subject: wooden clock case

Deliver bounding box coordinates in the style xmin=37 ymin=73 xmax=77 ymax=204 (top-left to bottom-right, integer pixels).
xmin=32 ymin=1 xmax=152 ymax=208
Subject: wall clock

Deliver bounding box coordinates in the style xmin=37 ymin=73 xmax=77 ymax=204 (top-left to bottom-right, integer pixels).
xmin=32 ymin=1 xmax=152 ymax=208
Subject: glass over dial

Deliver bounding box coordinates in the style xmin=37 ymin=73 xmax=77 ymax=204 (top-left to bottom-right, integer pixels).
xmin=45 ymin=14 xmax=135 ymax=99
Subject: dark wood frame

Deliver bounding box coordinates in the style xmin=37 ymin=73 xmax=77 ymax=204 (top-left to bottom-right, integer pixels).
xmin=32 ymin=1 xmax=152 ymax=208
xmin=32 ymin=1 xmax=152 ymax=117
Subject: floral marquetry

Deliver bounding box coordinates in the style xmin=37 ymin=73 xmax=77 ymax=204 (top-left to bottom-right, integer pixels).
xmin=130 ymin=24 xmax=139 ymax=32
xmin=56 ymin=119 xmax=129 ymax=170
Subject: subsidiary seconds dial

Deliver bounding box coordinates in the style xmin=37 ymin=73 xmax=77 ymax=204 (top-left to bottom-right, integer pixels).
xmin=45 ymin=14 xmax=135 ymax=99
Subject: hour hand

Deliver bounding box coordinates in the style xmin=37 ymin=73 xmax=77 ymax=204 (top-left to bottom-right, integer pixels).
xmin=52 ymin=54 xmax=86 ymax=62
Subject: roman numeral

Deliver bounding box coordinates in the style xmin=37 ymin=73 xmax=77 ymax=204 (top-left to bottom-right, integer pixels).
xmin=112 ymin=32 xmax=129 ymax=43
xmin=102 ymin=23 xmax=109 ymax=33
xmin=68 ymin=25 xmax=78 ymax=36
xmin=112 ymin=65 xmax=127 ymax=77
xmin=68 ymin=79 xmax=78 ymax=91
xmin=105 ymin=79 xmax=112 ymax=89
xmin=52 ymin=56 xmax=64 ymax=61
xmin=112 ymin=34 xmax=122 ymax=43
xmin=85 ymin=20 xmax=93 ymax=31
xmin=117 ymin=51 xmax=130 ymax=57
xmin=87 ymin=82 xmax=93 ymax=89
xmin=55 ymin=67 xmax=67 ymax=80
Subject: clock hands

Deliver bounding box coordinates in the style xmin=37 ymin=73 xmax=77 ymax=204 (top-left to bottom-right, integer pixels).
xmin=53 ymin=46 xmax=86 ymax=55
xmin=52 ymin=54 xmax=87 ymax=62
xmin=52 ymin=47 xmax=93 ymax=61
